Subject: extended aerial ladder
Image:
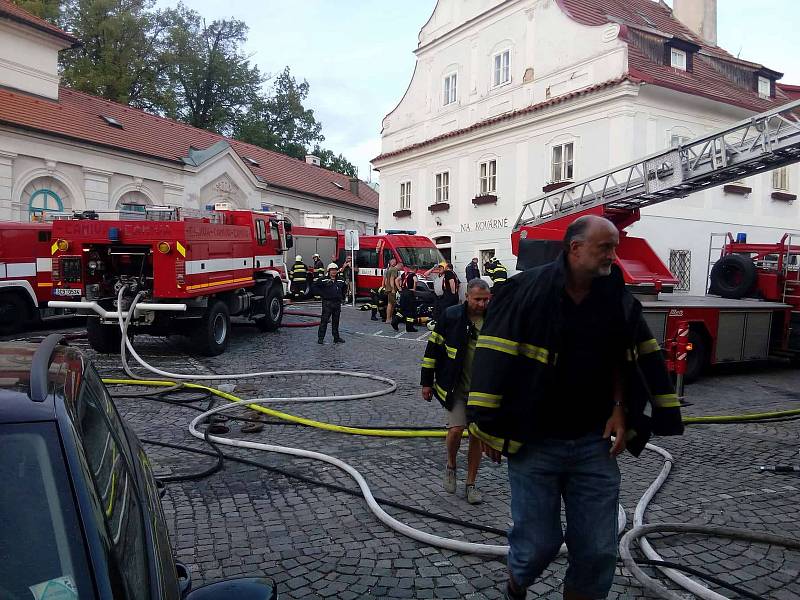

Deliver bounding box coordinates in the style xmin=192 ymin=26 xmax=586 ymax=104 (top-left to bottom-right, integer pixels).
xmin=515 ymin=99 xmax=800 ymax=229
xmin=511 ymin=99 xmax=800 ymax=381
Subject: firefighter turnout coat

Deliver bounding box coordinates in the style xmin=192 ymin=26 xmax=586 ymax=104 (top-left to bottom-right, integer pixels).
xmin=467 ymin=254 xmax=683 ymax=457
xmin=290 ymin=260 xmax=308 ymax=282
xmin=420 ymin=303 xmax=471 ymax=410
xmin=484 ymin=258 xmax=508 ymax=286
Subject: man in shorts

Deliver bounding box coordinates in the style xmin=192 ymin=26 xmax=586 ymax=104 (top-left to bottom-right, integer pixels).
xmin=383 ymin=258 xmax=400 ymax=323
xmin=420 ymin=278 xmax=491 ymax=504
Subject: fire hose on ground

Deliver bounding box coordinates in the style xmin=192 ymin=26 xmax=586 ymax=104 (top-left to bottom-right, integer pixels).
xmin=110 ymin=286 xmax=800 ymax=599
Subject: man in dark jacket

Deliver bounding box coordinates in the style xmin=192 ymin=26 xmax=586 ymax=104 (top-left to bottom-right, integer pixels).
xmin=468 ymin=215 xmax=683 ymax=600
xmin=311 ymin=253 xmax=325 ymax=299
xmin=317 ymin=263 xmax=347 ymax=344
xmin=465 ymin=257 xmax=480 ymax=282
xmin=421 ymin=278 xmax=491 ymax=505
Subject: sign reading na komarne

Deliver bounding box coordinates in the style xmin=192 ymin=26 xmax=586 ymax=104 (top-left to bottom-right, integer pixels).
xmin=460 ymin=218 xmax=510 ymax=232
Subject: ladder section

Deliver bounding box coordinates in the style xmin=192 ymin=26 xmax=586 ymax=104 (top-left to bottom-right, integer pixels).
xmin=515 ymin=99 xmax=800 ymax=228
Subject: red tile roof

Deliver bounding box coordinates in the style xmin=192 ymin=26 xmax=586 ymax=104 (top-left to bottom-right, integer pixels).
xmin=0 ymin=0 xmax=78 ymax=45
xmin=373 ymin=76 xmax=635 ymax=164
xmin=0 ymin=86 xmax=377 ymax=212
xmin=376 ymin=0 xmax=789 ymax=163
xmin=557 ymin=0 xmax=788 ymax=112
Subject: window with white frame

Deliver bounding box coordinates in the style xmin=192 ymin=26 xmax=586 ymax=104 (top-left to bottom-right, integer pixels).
xmin=479 ymin=160 xmax=497 ymax=195
xmin=551 ymin=142 xmax=574 ymax=182
xmin=758 ymin=76 xmax=771 ymax=99
xmin=492 ymin=50 xmax=511 ymax=87
xmin=435 ymin=171 xmax=450 ymax=203
xmin=399 ymin=181 xmax=412 ymax=209
xmin=773 ymin=167 xmax=790 ymax=191
xmin=670 ymin=48 xmax=687 ymax=70
xmin=443 ymin=73 xmax=457 ymax=106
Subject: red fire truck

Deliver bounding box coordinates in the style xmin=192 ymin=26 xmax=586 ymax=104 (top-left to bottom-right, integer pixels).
xmin=0 ymin=222 xmax=56 ymax=335
xmin=335 ymin=232 xmax=446 ymax=297
xmin=48 ymin=207 xmax=292 ymax=356
xmin=287 ymin=227 xmax=446 ymax=298
xmin=512 ymin=99 xmax=800 ymax=381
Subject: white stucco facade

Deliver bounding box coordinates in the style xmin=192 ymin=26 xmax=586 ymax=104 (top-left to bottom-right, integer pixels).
xmin=373 ymin=0 xmax=800 ymax=295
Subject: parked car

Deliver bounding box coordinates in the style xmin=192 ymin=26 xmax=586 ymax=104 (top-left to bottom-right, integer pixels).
xmin=0 ymin=334 xmax=277 ymax=600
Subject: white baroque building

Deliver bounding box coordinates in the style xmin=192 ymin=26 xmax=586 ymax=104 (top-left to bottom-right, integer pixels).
xmin=372 ymin=0 xmax=800 ymax=295
xmin=0 ymin=0 xmax=378 ymax=232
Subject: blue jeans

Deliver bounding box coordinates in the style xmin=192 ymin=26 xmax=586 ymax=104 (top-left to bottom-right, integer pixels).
xmin=507 ymin=434 xmax=620 ymax=598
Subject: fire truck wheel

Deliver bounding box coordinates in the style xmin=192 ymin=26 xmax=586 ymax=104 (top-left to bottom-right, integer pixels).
xmin=0 ymin=293 xmax=30 ymax=335
xmin=86 ymin=317 xmax=122 ymax=354
xmin=193 ymin=301 xmax=230 ymax=356
xmin=684 ymin=330 xmax=708 ymax=383
xmin=709 ymin=253 xmax=757 ymax=299
xmin=256 ymin=286 xmax=283 ymax=332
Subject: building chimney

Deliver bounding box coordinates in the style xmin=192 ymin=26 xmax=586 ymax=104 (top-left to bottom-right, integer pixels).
xmin=305 ymin=154 xmax=321 ymax=166
xmin=348 ymin=177 xmax=360 ymax=197
xmin=672 ymin=0 xmax=717 ymax=46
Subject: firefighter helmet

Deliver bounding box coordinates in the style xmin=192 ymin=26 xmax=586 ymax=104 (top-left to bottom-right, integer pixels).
xmin=327 ymin=263 xmax=339 ymax=271
xmin=295 ymin=255 xmax=303 ymax=261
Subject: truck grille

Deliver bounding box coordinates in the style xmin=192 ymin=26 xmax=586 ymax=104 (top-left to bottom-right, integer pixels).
xmin=61 ymin=257 xmax=82 ymax=283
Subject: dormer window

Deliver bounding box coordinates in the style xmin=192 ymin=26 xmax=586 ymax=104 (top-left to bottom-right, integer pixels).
xmin=670 ymin=48 xmax=687 ymax=71
xmin=664 ymin=38 xmax=699 ymax=73
xmin=758 ymin=76 xmax=771 ymax=99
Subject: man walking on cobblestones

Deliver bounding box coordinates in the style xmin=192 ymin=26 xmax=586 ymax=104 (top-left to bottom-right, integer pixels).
xmin=421 ymin=278 xmax=491 ymax=504
xmin=467 ymin=215 xmax=684 ymax=599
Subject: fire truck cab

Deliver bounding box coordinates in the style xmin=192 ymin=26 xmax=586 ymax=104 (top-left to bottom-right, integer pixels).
xmin=0 ymin=222 xmax=55 ymax=335
xmin=48 ymin=207 xmax=292 ymax=356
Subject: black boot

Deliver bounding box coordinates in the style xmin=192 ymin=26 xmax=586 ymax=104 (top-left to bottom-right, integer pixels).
xmin=370 ymin=308 xmax=379 ymax=321
xmin=390 ymin=315 xmax=400 ymax=331
xmin=406 ymin=322 xmax=418 ymax=333
xmin=334 ymin=337 xmax=345 ymax=344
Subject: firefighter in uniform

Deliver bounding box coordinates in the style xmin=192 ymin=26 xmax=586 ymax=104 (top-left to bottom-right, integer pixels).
xmin=289 ymin=255 xmax=309 ymax=301
xmin=483 ymin=256 xmax=508 ymax=293
xmin=311 ymin=253 xmax=325 ymax=299
xmin=391 ymin=270 xmax=418 ymax=332
xmin=360 ymin=286 xmax=388 ymax=321
xmin=317 ymin=263 xmax=347 ymax=344
xmin=467 ymin=215 xmax=684 ymax=600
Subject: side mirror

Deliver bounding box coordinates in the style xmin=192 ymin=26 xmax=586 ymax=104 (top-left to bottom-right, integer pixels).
xmin=285 ymin=233 xmax=293 ymax=249
xmin=184 ymin=577 xmax=277 ymax=600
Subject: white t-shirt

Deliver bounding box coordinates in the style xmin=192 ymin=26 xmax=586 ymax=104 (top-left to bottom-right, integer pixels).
xmin=432 ymin=274 xmax=444 ymax=296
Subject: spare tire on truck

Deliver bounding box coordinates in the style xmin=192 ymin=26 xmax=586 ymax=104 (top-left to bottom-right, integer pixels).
xmin=709 ymin=253 xmax=757 ymax=299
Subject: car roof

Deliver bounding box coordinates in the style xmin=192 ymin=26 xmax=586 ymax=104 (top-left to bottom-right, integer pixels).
xmin=0 ymin=338 xmax=84 ymax=424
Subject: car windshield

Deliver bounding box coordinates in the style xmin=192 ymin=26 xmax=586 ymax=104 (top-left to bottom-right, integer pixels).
xmin=396 ymin=246 xmax=444 ymax=270
xmin=0 ymin=423 xmax=95 ymax=599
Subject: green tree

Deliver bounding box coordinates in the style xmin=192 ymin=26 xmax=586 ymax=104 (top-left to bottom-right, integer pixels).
xmin=58 ymin=0 xmax=172 ymax=109
xmin=161 ymin=5 xmax=262 ymax=134
xmin=11 ymin=0 xmax=61 ymax=23
xmin=310 ymin=145 xmax=358 ymax=178
xmin=233 ymin=66 xmax=323 ymax=159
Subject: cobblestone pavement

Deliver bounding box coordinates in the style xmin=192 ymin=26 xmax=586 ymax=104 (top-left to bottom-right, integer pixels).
xmin=9 ymin=304 xmax=800 ymax=599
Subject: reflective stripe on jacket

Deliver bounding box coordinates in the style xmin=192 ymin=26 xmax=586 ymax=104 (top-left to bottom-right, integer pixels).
xmin=420 ymin=303 xmax=469 ymax=410
xmin=467 ymin=254 xmax=683 ymax=458
xmin=290 ymin=261 xmax=308 ymax=282
xmin=484 ymin=260 xmax=508 ymax=284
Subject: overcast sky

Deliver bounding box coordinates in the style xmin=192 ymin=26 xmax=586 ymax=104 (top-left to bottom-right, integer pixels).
xmin=156 ymin=0 xmax=800 ymax=182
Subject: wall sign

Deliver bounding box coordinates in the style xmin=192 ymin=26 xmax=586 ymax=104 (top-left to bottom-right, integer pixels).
xmin=460 ymin=217 xmax=510 ymax=232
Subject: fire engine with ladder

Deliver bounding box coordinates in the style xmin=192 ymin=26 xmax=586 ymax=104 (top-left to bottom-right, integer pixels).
xmin=48 ymin=205 xmax=293 ymax=356
xmin=512 ymin=98 xmax=800 ymax=381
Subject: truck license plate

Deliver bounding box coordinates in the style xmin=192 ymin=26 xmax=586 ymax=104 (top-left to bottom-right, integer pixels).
xmin=53 ymin=288 xmax=81 ymax=297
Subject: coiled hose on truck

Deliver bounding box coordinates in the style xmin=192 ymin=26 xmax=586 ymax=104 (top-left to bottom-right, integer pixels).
xmin=112 ymin=287 xmax=800 ymax=599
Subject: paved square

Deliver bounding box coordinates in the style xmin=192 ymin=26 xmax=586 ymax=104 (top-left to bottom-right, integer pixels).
xmin=13 ymin=305 xmax=800 ymax=599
